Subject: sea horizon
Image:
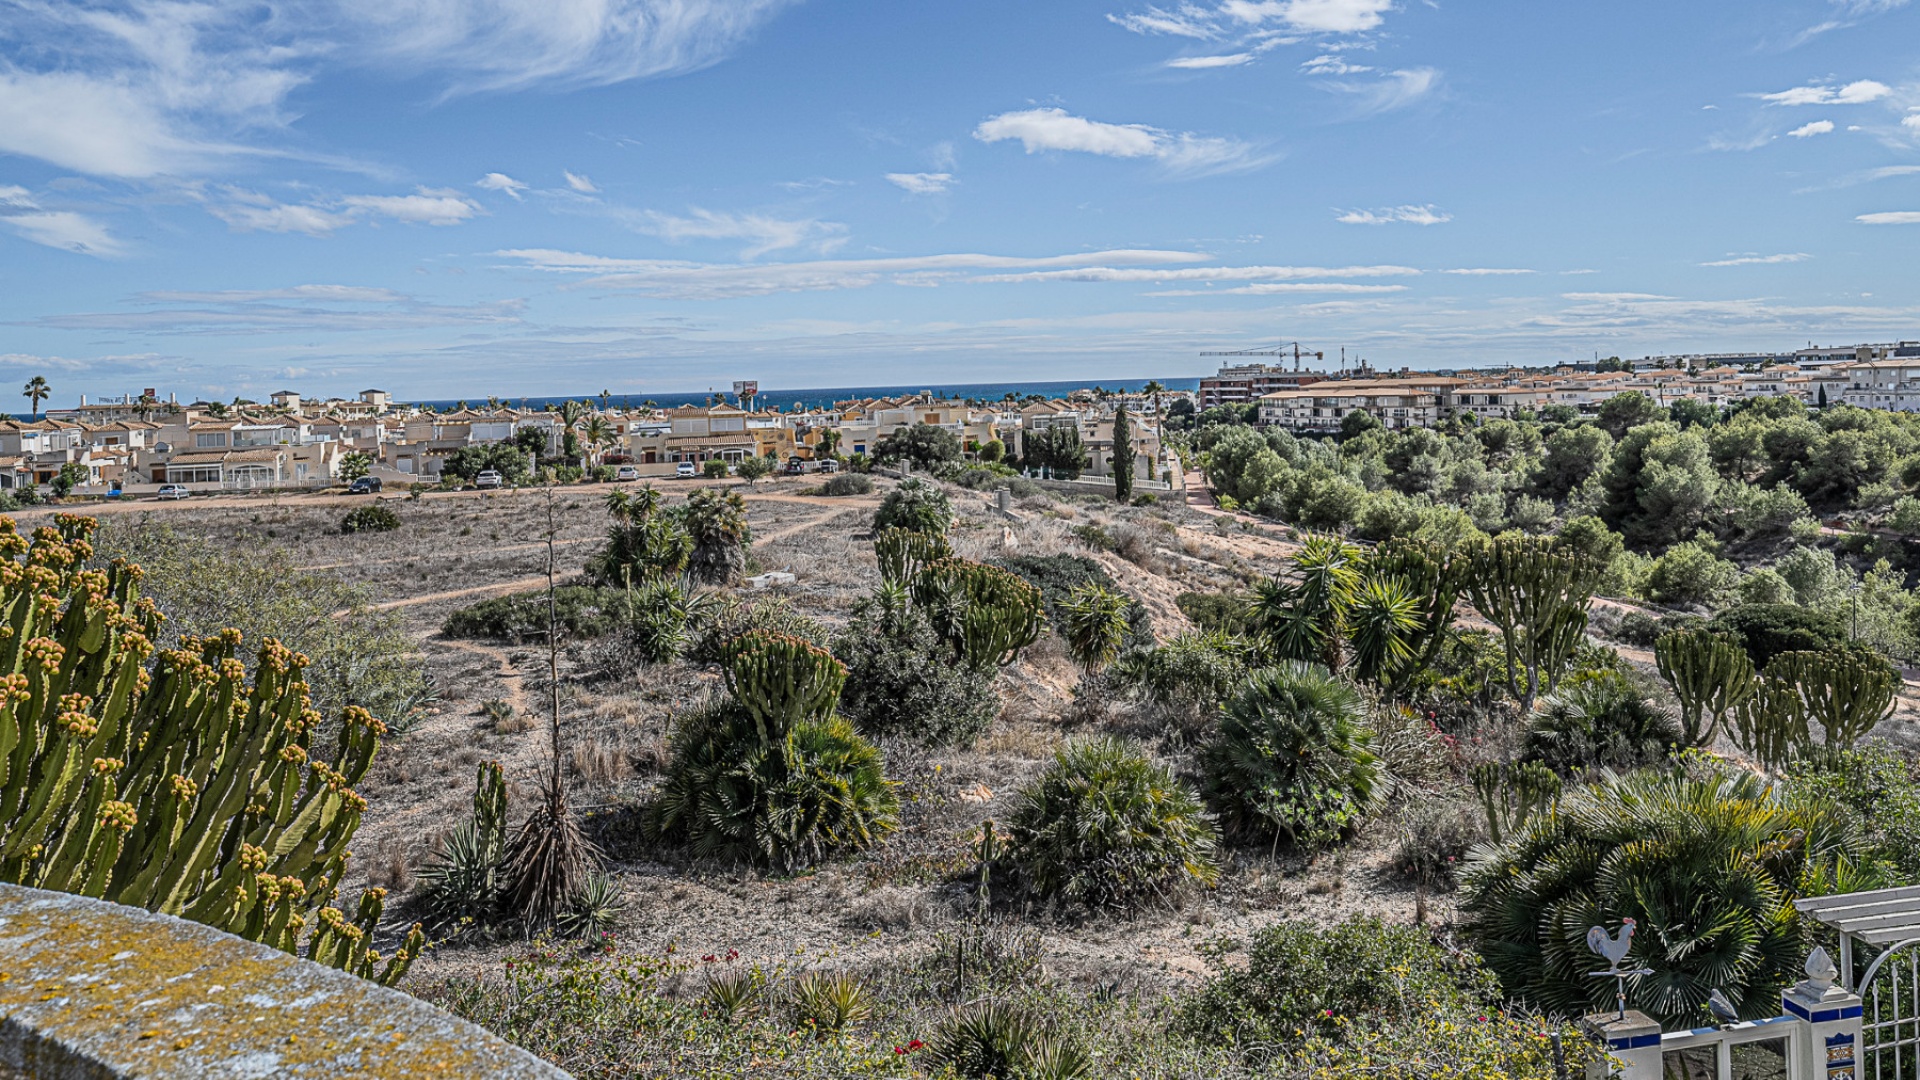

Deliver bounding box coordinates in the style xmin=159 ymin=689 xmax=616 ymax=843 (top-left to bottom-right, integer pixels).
xmin=409 ymin=376 xmax=1204 ymax=413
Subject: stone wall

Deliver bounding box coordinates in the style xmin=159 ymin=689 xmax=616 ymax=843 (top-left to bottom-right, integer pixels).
xmin=0 ymin=884 xmax=569 ymax=1078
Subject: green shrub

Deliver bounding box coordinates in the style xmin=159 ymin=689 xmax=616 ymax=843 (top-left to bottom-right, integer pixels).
xmin=872 ymin=478 xmax=953 ymax=533
xmin=342 ymin=504 xmax=400 ymax=533
xmin=686 ymin=596 xmax=830 ymax=664
xmin=1787 ymin=748 xmax=1920 ymax=880
xmin=1643 ymin=540 xmax=1741 ymax=608
xmin=1203 ymin=661 xmax=1380 ymax=849
xmin=925 ymin=1002 xmax=1049 ymax=1079
xmin=1389 ymin=800 xmax=1484 ymax=892
xmin=1176 ymin=917 xmax=1499 ymax=1047
xmin=1523 ymin=671 xmax=1681 ymax=776
xmin=1707 ymin=603 xmax=1852 ymax=667
xmin=998 ymin=554 xmax=1153 ymax=649
xmin=685 ymin=487 xmax=750 ymax=585
xmin=703 ymin=459 xmax=731 ymax=479
xmin=586 ymin=488 xmax=693 ymax=587
xmin=1176 ymin=591 xmax=1247 ymax=635
xmin=822 ymin=472 xmax=874 ymax=496
xmin=1463 ymin=765 xmax=1869 ymax=1026
xmin=832 ymin=594 xmax=1000 ymax=746
xmin=590 ymin=464 xmax=617 ymax=483
xmin=594 ymin=579 xmax=698 ymax=669
xmin=1110 ymin=630 xmax=1251 ymax=731
xmin=1004 ymin=737 xmax=1220 ymax=911
xmin=649 ymin=699 xmax=897 ymax=869
xmin=444 ymin=586 xmax=635 ymax=641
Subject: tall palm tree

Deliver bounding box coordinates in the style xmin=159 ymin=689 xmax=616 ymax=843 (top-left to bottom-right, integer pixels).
xmin=1141 ymin=379 xmax=1165 ymax=418
xmin=22 ymin=376 xmax=48 ymax=421
xmin=558 ymin=399 xmax=590 ymax=470
xmin=599 ymin=389 xmax=612 ymax=410
xmin=582 ymin=414 xmax=616 ymax=467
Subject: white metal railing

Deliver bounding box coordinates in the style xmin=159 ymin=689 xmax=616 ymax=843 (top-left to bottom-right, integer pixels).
xmin=1657 ymin=1017 xmax=1798 ymax=1080
xmin=1862 ymin=939 xmax=1920 ymax=1079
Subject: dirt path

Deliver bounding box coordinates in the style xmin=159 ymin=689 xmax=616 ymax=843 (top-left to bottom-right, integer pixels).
xmin=366 ymin=575 xmax=553 ymax=612
xmin=752 ymin=507 xmax=855 ymax=548
xmin=300 ymin=537 xmax=598 ymax=572
xmin=429 ymin=634 xmax=529 ymax=716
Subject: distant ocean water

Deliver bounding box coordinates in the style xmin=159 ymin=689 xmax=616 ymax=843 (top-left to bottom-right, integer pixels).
xmin=412 ymin=377 xmax=1202 ymax=413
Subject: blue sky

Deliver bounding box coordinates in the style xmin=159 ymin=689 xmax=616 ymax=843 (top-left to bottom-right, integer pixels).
xmin=2 ymin=0 xmax=1920 ymax=403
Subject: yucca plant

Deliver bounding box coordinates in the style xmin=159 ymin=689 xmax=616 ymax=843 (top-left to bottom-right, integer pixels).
xmin=1204 ymin=661 xmax=1381 ymax=851
xmin=624 ymin=578 xmax=695 ymax=664
xmin=1004 ymin=736 xmax=1219 ymax=911
xmin=1462 ymin=765 xmax=1869 ymax=1026
xmin=1247 ymin=535 xmax=1362 ymax=671
xmin=704 ymin=967 xmax=765 ymax=1021
xmin=588 ymin=486 xmax=692 ymax=586
xmin=791 ymin=971 xmax=873 ymax=1036
xmin=925 ymin=1001 xmax=1041 ymax=1079
xmin=555 ymin=870 xmax=624 ymax=939
xmin=418 ymin=760 xmax=509 ymax=933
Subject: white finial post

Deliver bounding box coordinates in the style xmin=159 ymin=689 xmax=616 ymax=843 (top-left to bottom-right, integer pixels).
xmin=1785 ymin=946 xmax=1861 ymax=1080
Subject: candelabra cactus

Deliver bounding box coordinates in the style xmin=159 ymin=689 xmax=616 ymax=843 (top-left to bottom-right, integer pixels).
xmin=911 ymin=557 xmax=1045 ymax=670
xmin=1462 ymin=537 xmax=1599 ymax=714
xmin=874 ymin=527 xmax=951 ymax=588
xmin=1366 ymin=538 xmax=1464 ymax=689
xmin=721 ymin=630 xmax=849 ymax=741
xmin=0 ymin=514 xmax=420 ymax=986
xmin=1732 ymin=649 xmax=1895 ymax=770
xmin=1471 ymin=761 xmax=1561 ymax=845
xmin=1654 ymin=629 xmax=1755 ymax=747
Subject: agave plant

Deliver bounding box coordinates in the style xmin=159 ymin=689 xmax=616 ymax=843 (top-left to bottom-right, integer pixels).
xmin=791 ymin=971 xmax=873 ymax=1036
xmin=1462 ymin=765 xmax=1871 ymax=1026
xmin=1204 ymin=661 xmax=1381 ymax=851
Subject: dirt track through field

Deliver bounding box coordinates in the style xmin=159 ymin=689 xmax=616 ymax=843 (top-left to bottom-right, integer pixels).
xmin=429 ymin=635 xmax=529 ymax=716
xmin=367 ymin=575 xmax=553 ymax=612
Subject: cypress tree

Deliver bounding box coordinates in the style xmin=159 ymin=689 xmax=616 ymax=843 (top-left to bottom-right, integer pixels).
xmin=1112 ymin=404 xmax=1134 ymax=503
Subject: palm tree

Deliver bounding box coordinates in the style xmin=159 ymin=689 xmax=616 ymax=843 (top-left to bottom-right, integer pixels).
xmin=22 ymin=376 xmax=48 ymax=421
xmin=1141 ymin=379 xmax=1166 ymax=418
xmin=558 ymin=400 xmax=590 ymax=470
xmin=582 ymin=415 xmax=616 ymax=467
xmin=599 ymin=389 xmax=612 ymax=410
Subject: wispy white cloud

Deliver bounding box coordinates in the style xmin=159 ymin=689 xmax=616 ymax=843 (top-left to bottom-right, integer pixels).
xmin=1222 ymin=0 xmax=1394 ymax=33
xmin=209 ymin=186 xmax=481 ymax=235
xmin=495 ymin=247 xmax=1220 ymax=298
xmin=1904 ymin=114 xmax=1920 ymax=131
xmin=477 ymin=172 xmax=529 ymax=199
xmin=1859 ymin=211 xmax=1920 ymax=224
xmin=885 ymin=172 xmax=956 ymax=195
xmin=34 ymin=287 xmax=524 ymax=334
xmin=626 ymin=207 xmax=847 ymax=258
xmin=0 ymin=0 xmax=795 ymax=178
xmin=0 ymin=186 xmax=127 ymax=257
xmin=1107 ymin=7 xmax=1223 ymax=38
xmin=1443 ymin=268 xmax=1535 ymax=275
xmin=1168 ymin=53 xmax=1256 ymax=68
xmin=972 ymin=264 xmax=1419 ymax=284
xmin=564 ymin=171 xmax=600 ymax=194
xmin=1700 ymin=252 xmax=1812 ymax=266
xmin=1323 ymin=67 xmax=1441 ymax=114
xmin=1301 ymin=53 xmax=1372 ymax=75
xmin=973 ymin=108 xmax=1271 ymax=176
xmin=1788 ymin=119 xmax=1836 ymax=137
xmin=1335 ymin=204 xmax=1450 ymax=225
xmin=1149 ymin=282 xmax=1408 ymax=295
xmin=1760 ymin=80 xmax=1891 ymax=106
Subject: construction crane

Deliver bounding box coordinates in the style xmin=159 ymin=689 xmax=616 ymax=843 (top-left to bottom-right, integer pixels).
xmin=1199 ymin=342 xmax=1325 ymax=372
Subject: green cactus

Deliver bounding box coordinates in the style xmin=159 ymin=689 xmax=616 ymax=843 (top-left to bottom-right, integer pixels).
xmin=0 ymin=514 xmax=420 ymax=986
xmin=721 ymin=630 xmax=849 ymax=742
xmin=911 ymin=557 xmax=1046 ymax=671
xmin=1727 ymin=649 xmax=1894 ymax=771
xmin=1654 ymin=629 xmax=1756 ymax=747
xmin=1471 ymin=760 xmax=1561 ymax=845
xmin=1462 ymin=536 xmax=1599 ymax=714
xmin=874 ymin=527 xmax=952 ymax=588
xmin=1366 ymin=538 xmax=1465 ymax=690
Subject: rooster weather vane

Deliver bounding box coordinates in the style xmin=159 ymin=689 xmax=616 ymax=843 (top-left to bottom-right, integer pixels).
xmin=1587 ymin=917 xmax=1655 ymax=1020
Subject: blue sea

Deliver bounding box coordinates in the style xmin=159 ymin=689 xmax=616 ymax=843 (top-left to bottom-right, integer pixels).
xmin=413 ymin=377 xmax=1201 ymax=413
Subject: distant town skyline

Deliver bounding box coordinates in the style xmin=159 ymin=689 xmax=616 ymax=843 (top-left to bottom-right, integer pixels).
xmin=3 ymin=1 xmax=1920 ymax=400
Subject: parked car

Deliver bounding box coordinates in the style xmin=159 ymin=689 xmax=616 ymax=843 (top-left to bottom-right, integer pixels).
xmin=615 ymin=465 xmax=640 ymax=481
xmin=474 ymin=470 xmax=504 ymax=489
xmin=817 ymin=459 xmax=840 ymax=474
xmin=784 ymin=458 xmax=808 ymax=475
xmin=155 ymin=484 xmax=190 ymax=501
xmin=347 ymin=476 xmax=382 ymax=494
xmin=675 ymin=461 xmax=697 ymax=478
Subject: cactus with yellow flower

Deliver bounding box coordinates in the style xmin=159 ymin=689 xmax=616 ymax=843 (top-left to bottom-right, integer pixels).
xmin=0 ymin=514 xmax=419 ymax=985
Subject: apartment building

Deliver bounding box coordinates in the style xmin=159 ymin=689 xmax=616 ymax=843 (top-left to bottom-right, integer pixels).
xmin=1257 ymin=378 xmax=1464 ymax=432
xmin=1198 ymin=364 xmax=1325 ymax=409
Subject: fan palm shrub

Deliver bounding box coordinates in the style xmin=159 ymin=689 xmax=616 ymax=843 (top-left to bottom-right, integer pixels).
xmin=1003 ymin=736 xmax=1219 ymax=911
xmin=1462 ymin=765 xmax=1871 ymax=1026
xmin=1058 ymin=582 xmax=1132 ymax=675
xmin=1203 ymin=661 xmax=1381 ymax=850
xmin=1523 ymin=671 xmax=1681 ymax=776
xmin=650 ymin=632 xmax=897 ymax=869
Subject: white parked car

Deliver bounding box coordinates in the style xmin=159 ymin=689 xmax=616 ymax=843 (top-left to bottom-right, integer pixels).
xmin=155 ymin=484 xmax=190 ymax=501
xmin=474 ymin=470 xmax=504 ymax=489
xmin=675 ymin=461 xmax=697 ymax=478
xmin=615 ymin=465 xmax=640 ymax=481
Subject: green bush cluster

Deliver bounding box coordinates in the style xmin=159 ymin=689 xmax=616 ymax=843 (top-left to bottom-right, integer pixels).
xmin=341 ymin=504 xmax=401 ymax=533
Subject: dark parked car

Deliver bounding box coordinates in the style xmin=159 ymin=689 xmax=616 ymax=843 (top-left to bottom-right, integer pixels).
xmin=347 ymin=476 xmax=383 ymax=494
